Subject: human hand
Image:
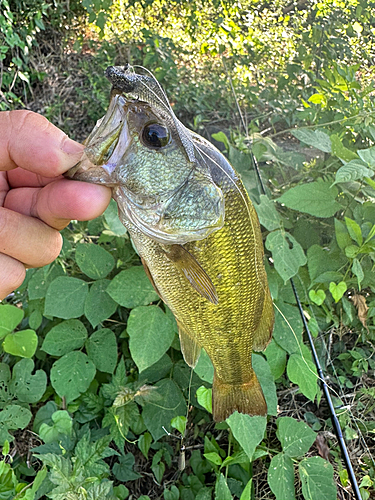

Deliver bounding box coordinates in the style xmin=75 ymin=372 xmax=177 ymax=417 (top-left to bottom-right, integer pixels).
xmin=0 ymin=110 xmax=112 ymax=300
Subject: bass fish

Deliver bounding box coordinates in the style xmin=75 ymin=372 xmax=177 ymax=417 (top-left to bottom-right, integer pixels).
xmin=67 ymin=65 xmax=274 ymax=421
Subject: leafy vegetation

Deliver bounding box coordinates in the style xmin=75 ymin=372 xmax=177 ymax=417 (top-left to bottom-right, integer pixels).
xmin=1 ymin=0 xmax=375 ymax=499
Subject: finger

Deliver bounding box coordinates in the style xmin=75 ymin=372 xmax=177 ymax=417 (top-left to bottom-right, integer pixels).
xmin=0 ymin=110 xmax=84 ymax=176
xmin=4 ymin=180 xmax=112 ymax=230
xmin=7 ymin=167 xmax=61 ymax=188
xmin=0 ymin=254 xmax=26 ymax=301
xmin=0 ymin=208 xmax=62 ymax=267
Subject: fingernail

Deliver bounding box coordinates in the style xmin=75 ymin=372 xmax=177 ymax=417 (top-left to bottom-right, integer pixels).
xmin=61 ymin=137 xmax=84 ymax=156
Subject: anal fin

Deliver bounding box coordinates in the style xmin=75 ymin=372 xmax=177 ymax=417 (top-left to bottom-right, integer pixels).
xmin=164 ymin=244 xmax=218 ymax=305
xmin=178 ymin=321 xmax=201 ymax=368
xmin=212 ymin=370 xmax=267 ymax=422
xmin=252 ymin=289 xmax=274 ymax=352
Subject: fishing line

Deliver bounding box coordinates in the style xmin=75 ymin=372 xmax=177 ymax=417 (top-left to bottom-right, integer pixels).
xmin=250 ymin=149 xmax=363 ymax=500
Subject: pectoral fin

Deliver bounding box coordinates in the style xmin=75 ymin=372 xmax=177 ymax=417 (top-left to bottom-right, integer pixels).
xmin=178 ymin=321 xmax=201 ymax=368
xmin=164 ymin=245 xmax=218 ymax=305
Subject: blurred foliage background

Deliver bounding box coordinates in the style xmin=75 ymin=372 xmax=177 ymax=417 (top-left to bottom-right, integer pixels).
xmin=1 ymin=0 xmax=375 ymax=499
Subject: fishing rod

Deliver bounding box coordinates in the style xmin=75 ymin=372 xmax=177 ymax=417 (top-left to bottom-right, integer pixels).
xmin=250 ymin=152 xmax=363 ymax=500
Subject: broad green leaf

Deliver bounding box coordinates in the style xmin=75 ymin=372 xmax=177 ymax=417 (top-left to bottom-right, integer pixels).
xmin=254 ymin=195 xmax=282 ymax=231
xmin=299 ymin=456 xmax=337 ymax=500
xmin=196 ymin=386 xmax=212 ymax=413
xmin=138 ymin=353 xmax=173 ymax=385
xmin=39 ymin=410 xmax=73 ymax=444
xmin=345 ymin=217 xmax=363 ymax=246
xmin=50 ymin=351 xmax=96 ymax=403
xmin=204 ymin=452 xmax=222 ymax=466
xmin=352 ymin=258 xmax=364 ymax=288
xmin=276 ymin=416 xmax=316 ymax=457
xmin=33 ymin=401 xmax=58 ymax=433
xmin=3 ymin=329 xmax=37 ymax=358
xmin=41 ymin=319 xmax=87 ymax=356
xmin=277 ymin=182 xmax=340 ymax=218
xmin=215 ymin=473 xmax=233 ymax=500
xmin=309 ymin=289 xmax=326 ymax=305
xmin=334 ymin=160 xmax=372 ymax=185
xmin=226 ymin=413 xmax=266 ymax=460
xmin=358 ymin=146 xmax=375 ymax=168
xmin=240 ymin=479 xmax=253 ymax=500
xmin=211 ymin=131 xmax=229 ymax=149
xmin=27 ymin=264 xmax=64 ymax=300
xmin=267 ymin=453 xmax=295 ymax=500
xmin=86 ymin=328 xmax=118 ymax=373
xmin=0 ymin=305 xmax=24 ymax=339
xmin=171 ymin=415 xmax=187 ymax=435
xmin=138 ymin=432 xmax=152 ymax=459
xmin=142 ymin=379 xmax=186 ymax=440
xmin=265 ymin=230 xmax=307 ymax=282
xmin=330 ymin=134 xmax=358 ymax=162
xmin=194 ymin=348 xmax=214 ymax=383
xmin=84 ymin=279 xmax=117 ymax=328
xmin=264 ymin=339 xmax=287 ymax=380
xmin=29 ymin=310 xmax=43 ymax=330
xmin=329 ymin=281 xmax=347 ymax=302
xmin=113 ymin=453 xmax=142 ymax=481
xmin=44 ymin=277 xmax=89 ymax=319
xmin=273 ymin=302 xmax=303 ymax=354
xmin=292 ymin=129 xmax=331 ymax=153
xmin=253 ymin=353 xmax=278 ymax=416
xmin=0 ymin=405 xmax=32 ymax=445
xmin=9 ymin=358 xmax=47 ymax=403
xmin=127 ymin=306 xmax=175 ymax=372
xmin=334 ymin=218 xmax=352 ymax=250
xmin=287 ymin=354 xmax=318 ymax=401
xmin=75 ymin=243 xmax=115 ymax=279
xmin=106 ymin=266 xmax=159 ymax=308
xmin=103 ymin=199 xmax=127 ymax=236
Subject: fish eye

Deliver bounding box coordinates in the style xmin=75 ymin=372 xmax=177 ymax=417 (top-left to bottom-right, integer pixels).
xmin=142 ymin=123 xmax=170 ymax=149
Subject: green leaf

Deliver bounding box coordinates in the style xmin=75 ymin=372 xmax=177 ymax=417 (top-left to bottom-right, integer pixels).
xmin=264 ymin=339 xmax=287 ymax=380
xmin=171 ymin=415 xmax=187 ymax=435
xmin=211 ymin=131 xmax=229 ymax=149
xmin=138 ymin=432 xmax=152 ymax=459
xmin=50 ymin=351 xmax=96 ymax=403
xmin=298 ymin=456 xmax=337 ymax=500
xmin=103 ymin=199 xmax=127 ymax=236
xmin=240 ymin=479 xmax=253 ymax=500
xmin=84 ymin=279 xmax=118 ymax=328
xmin=127 ymin=306 xmax=175 ymax=372
xmin=204 ymin=452 xmax=222 ymax=466
xmin=287 ymin=354 xmax=318 ymax=401
xmin=75 ymin=243 xmax=115 ymax=279
xmin=226 ymin=413 xmax=266 ymax=460
xmin=309 ymin=289 xmax=326 ymax=306
xmin=0 ymin=305 xmax=24 ymax=339
xmin=196 ymin=386 xmax=212 ymax=413
xmin=27 ymin=264 xmax=64 ymax=300
xmin=194 ymin=348 xmax=214 ymax=383
xmin=254 ymin=195 xmax=282 ymax=231
xmin=86 ymin=328 xmax=118 ymax=373
xmin=267 ymin=453 xmax=296 ymax=500
xmin=0 ymin=405 xmax=32 ymax=445
xmin=39 ymin=410 xmax=73 ymax=444
xmin=9 ymin=358 xmax=47 ymax=403
xmin=44 ymin=277 xmax=89 ymax=319
xmin=41 ymin=319 xmax=87 ymax=356
xmin=106 ymin=266 xmax=159 ymax=308
xmin=215 ymin=473 xmax=233 ymax=500
xmin=329 ymin=281 xmax=347 ymax=302
xmin=330 ymin=134 xmax=358 ymax=162
xmin=273 ymin=302 xmax=303 ymax=355
xmin=345 ymin=217 xmax=363 ymax=246
xmin=358 ymin=146 xmax=375 ymax=168
xmin=29 ymin=309 xmax=43 ymax=330
xmin=3 ymin=329 xmax=37 ymax=358
xmin=292 ymin=129 xmax=331 ymax=153
xmin=276 ymin=416 xmax=316 ymax=457
xmin=113 ymin=453 xmax=142 ymax=481
xmin=265 ymin=230 xmax=307 ymax=282
xmin=334 ymin=159 xmax=372 ymax=185
xmin=352 ymin=258 xmax=364 ymax=288
xmin=143 ymin=379 xmax=186 ymax=440
xmin=334 ymin=218 xmax=352 ymax=250
xmin=278 ymin=182 xmax=340 ymax=218
xmin=253 ymin=353 xmax=278 ymax=416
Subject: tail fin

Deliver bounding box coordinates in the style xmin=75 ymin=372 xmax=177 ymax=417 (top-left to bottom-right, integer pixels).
xmin=212 ymin=371 xmax=267 ymax=422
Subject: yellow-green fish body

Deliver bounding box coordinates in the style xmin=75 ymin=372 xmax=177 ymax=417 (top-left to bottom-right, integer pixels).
xmin=67 ymin=65 xmax=274 ymax=421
